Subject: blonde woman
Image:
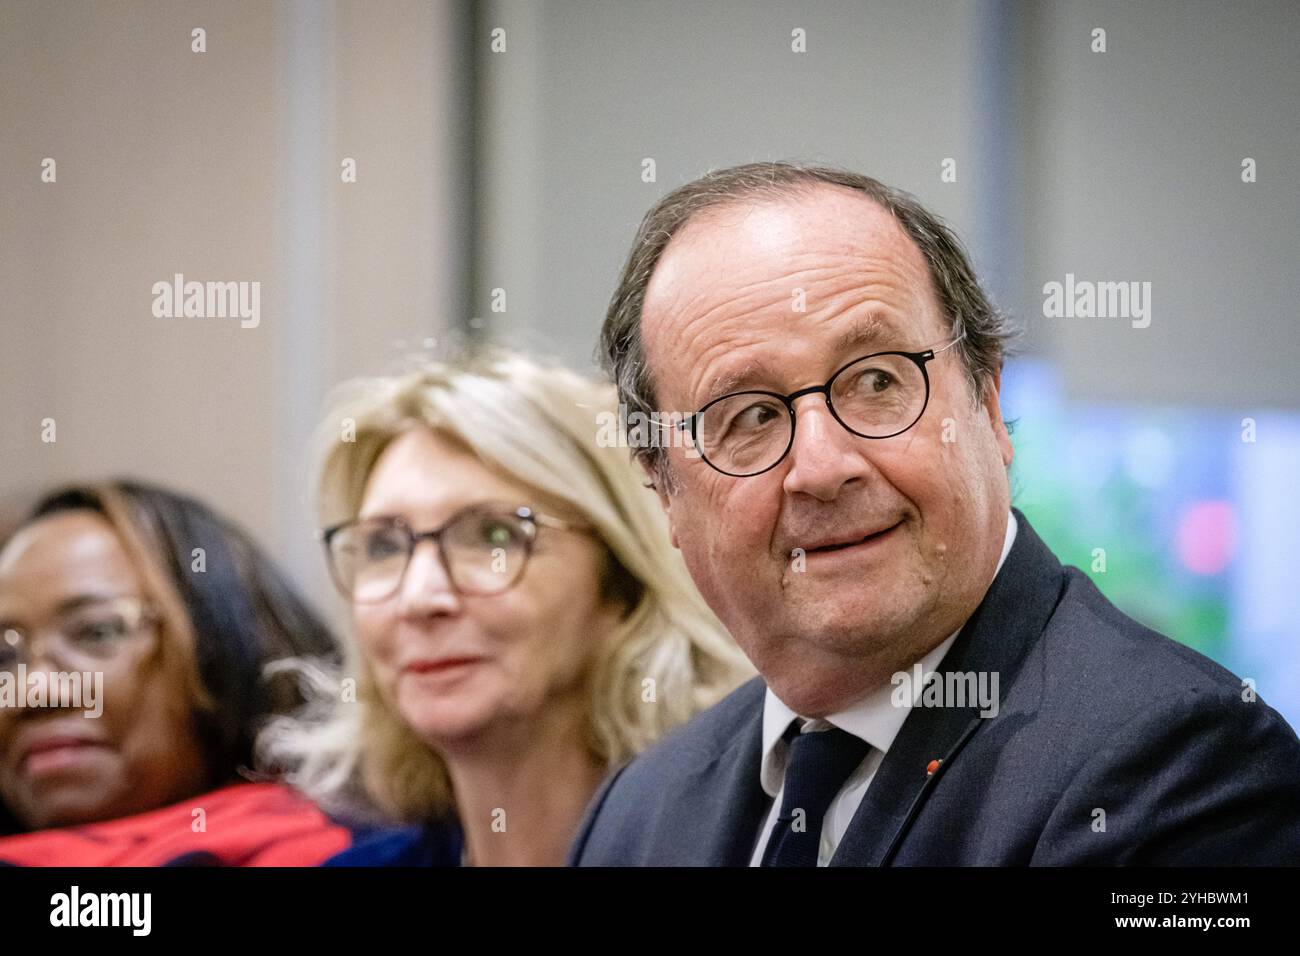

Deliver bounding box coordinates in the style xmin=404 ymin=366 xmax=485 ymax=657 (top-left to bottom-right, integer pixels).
xmin=259 ymin=349 xmax=752 ymax=866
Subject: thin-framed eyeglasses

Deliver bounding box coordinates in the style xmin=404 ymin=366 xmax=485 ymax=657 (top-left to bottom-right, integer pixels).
xmin=0 ymin=595 xmax=160 ymax=673
xmin=320 ymin=502 xmax=591 ymax=604
xmin=676 ymin=332 xmax=967 ymax=478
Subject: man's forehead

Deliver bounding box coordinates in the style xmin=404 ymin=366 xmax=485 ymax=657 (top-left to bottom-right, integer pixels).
xmin=645 ymin=190 xmax=931 ymax=321
xmin=640 ymin=188 xmax=941 ymax=397
xmin=697 ymin=311 xmax=903 ymax=398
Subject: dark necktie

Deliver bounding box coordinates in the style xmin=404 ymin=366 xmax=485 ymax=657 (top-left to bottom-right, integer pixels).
xmin=760 ymin=724 xmax=872 ymax=867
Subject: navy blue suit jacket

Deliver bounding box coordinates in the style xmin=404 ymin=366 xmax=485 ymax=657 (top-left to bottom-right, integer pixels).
xmin=570 ymin=510 xmax=1300 ymax=865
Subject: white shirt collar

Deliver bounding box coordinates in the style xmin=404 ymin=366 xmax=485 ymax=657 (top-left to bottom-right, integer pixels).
xmin=758 ymin=510 xmax=1018 ymax=797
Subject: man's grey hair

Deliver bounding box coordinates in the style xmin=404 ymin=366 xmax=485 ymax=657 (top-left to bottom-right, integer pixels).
xmin=597 ymin=161 xmax=1017 ymax=493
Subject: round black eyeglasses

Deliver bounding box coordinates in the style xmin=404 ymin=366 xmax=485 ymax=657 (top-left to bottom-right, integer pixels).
xmin=676 ymin=333 xmax=965 ymax=478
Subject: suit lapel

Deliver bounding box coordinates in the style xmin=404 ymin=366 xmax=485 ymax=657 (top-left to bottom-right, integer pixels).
xmin=677 ymin=677 xmax=772 ymax=865
xmin=830 ymin=509 xmax=1068 ymax=865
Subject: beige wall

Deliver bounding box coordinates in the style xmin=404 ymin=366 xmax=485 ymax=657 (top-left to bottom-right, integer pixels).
xmin=0 ymin=0 xmax=467 ymax=606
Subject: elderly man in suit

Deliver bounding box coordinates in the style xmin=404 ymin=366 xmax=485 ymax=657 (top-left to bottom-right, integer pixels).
xmin=571 ymin=161 xmax=1300 ymax=865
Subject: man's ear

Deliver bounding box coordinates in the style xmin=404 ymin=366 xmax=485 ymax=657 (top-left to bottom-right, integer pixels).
xmin=981 ymin=368 xmax=1014 ymax=468
xmin=637 ymin=452 xmax=680 ymax=549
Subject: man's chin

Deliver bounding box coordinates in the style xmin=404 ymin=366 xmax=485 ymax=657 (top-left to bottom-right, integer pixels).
xmin=738 ymin=609 xmax=912 ymax=696
xmin=775 ymin=603 xmax=907 ymax=650
xmin=762 ymin=664 xmax=878 ymax=718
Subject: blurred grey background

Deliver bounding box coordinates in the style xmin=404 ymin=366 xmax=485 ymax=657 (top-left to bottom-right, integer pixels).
xmin=3 ymin=1 xmax=1297 ymax=679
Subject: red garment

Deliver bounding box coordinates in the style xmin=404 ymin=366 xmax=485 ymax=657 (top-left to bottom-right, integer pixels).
xmin=0 ymin=782 xmax=350 ymax=866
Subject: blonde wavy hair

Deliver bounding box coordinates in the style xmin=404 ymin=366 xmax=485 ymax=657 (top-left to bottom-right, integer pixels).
xmin=257 ymin=348 xmax=753 ymax=824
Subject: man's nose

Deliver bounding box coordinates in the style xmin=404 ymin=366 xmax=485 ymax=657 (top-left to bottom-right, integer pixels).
xmin=781 ymin=393 xmax=871 ymax=501
xmin=396 ymin=539 xmax=462 ymax=617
